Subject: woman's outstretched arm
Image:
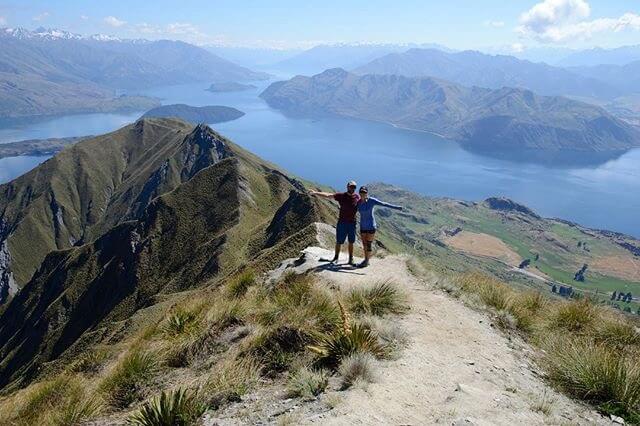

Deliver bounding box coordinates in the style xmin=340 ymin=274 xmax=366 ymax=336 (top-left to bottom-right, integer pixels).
xmin=371 ymin=197 xmax=403 ymax=210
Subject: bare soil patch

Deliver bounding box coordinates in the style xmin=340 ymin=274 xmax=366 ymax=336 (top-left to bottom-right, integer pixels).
xmin=591 ymin=254 xmax=640 ymax=282
xmin=446 ymin=231 xmax=521 ymax=266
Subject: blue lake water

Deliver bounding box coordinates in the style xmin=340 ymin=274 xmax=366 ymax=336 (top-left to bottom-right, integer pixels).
xmin=1 ymin=80 xmax=639 ymax=237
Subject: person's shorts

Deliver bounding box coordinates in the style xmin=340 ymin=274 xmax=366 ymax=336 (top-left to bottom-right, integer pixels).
xmin=336 ymin=221 xmax=357 ymax=244
xmin=360 ymin=229 xmax=376 ymax=235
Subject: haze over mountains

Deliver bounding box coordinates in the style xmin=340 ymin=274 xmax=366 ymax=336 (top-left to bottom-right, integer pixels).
xmin=272 ymin=43 xmax=452 ymax=75
xmin=0 ymin=27 xmax=268 ymax=118
xmin=261 ymin=68 xmax=640 ymax=154
xmin=354 ymin=48 xmax=621 ymax=99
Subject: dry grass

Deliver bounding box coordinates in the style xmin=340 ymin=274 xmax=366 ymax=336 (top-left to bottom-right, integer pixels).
xmin=0 ymin=374 xmax=102 ymax=425
xmin=338 ymin=352 xmax=377 ymax=389
xmin=99 ymin=350 xmax=159 ymax=408
xmin=287 ymin=367 xmax=329 ymax=400
xmin=202 ymin=357 xmax=261 ymax=409
xmin=347 ymin=281 xmax=408 ymax=316
xmin=448 ymin=271 xmax=640 ymax=422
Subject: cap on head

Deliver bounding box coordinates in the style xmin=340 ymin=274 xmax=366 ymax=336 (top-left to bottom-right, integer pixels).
xmin=359 ymin=186 xmax=368 ymax=194
xmin=347 ymin=180 xmax=357 ymax=188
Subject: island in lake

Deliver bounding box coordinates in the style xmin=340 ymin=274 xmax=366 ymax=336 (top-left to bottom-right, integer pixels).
xmin=206 ymin=82 xmax=257 ymax=92
xmin=141 ymin=104 xmax=245 ymax=123
xmin=0 ymin=136 xmax=87 ymax=159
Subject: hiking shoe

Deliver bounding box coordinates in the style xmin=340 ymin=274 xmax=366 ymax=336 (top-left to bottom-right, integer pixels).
xmin=358 ymin=260 xmax=369 ymax=268
xmin=348 ymin=258 xmax=357 ymax=266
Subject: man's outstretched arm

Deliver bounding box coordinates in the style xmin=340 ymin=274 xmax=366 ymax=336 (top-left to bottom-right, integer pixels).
xmin=310 ymin=191 xmax=336 ymax=199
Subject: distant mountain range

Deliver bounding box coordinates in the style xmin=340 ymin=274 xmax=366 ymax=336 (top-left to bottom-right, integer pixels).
xmin=273 ymin=43 xmax=453 ymax=75
xmin=558 ymin=45 xmax=640 ymax=67
xmin=568 ymin=61 xmax=640 ymax=95
xmin=261 ymin=68 xmax=640 ymax=154
xmin=0 ymin=27 xmax=269 ymax=118
xmin=353 ymin=48 xmax=621 ymax=100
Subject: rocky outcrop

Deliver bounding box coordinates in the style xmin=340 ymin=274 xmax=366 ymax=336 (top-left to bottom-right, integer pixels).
xmin=483 ymin=197 xmax=541 ymax=219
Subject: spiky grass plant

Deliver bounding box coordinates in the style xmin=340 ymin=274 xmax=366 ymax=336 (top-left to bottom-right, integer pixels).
xmin=127 ymin=388 xmax=206 ymax=426
xmin=456 ymin=272 xmax=512 ymax=311
xmin=100 ymin=351 xmax=159 ymax=408
xmin=286 ymin=367 xmax=329 ymax=400
xmin=347 ymin=281 xmax=407 ymax=316
xmin=163 ymin=309 xmax=200 ymax=338
xmin=308 ymin=301 xmax=386 ymax=368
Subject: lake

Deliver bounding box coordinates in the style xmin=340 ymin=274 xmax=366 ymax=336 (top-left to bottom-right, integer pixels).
xmin=1 ymin=80 xmax=639 ymax=238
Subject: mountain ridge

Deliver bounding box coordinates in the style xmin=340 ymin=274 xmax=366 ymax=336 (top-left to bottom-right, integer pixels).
xmin=260 ymin=68 xmax=640 ymax=154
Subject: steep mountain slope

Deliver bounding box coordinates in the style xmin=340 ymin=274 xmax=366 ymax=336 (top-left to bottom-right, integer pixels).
xmin=353 ymin=48 xmax=619 ymax=100
xmin=0 ymin=118 xmax=334 ymax=389
xmin=261 ymin=69 xmax=640 ymax=153
xmin=0 ymin=118 xmax=315 ymax=303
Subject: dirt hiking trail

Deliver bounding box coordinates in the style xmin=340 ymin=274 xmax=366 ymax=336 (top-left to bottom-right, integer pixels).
xmin=210 ymin=247 xmax=610 ymax=425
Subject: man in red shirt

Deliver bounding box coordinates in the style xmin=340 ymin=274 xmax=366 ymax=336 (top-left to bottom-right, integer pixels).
xmin=310 ymin=180 xmax=360 ymax=265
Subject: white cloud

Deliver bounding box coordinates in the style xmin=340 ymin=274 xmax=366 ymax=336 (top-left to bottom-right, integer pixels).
xmin=0 ymin=16 xmax=6 ymax=26
xmin=511 ymin=43 xmax=525 ymax=53
xmin=518 ymin=0 xmax=640 ymax=43
xmin=80 ymin=15 xmax=89 ymax=21
xmin=32 ymin=11 xmax=50 ymax=22
xmin=484 ymin=20 xmax=505 ymax=28
xmin=104 ymin=16 xmax=126 ymax=27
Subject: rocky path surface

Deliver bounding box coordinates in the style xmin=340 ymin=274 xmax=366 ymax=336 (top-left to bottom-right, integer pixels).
xmin=211 ymin=247 xmax=610 ymax=425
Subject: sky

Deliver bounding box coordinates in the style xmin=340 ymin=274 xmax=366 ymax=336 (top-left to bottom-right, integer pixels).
xmin=0 ymin=0 xmax=639 ymax=51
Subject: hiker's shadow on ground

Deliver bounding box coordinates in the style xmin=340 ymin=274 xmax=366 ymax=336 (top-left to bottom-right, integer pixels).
xmin=311 ymin=260 xmax=366 ymax=275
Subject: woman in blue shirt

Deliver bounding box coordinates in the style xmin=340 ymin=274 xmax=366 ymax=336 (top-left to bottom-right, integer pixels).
xmin=357 ymin=186 xmax=403 ymax=268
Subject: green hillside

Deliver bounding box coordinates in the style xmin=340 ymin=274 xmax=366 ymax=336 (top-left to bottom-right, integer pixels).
xmin=369 ymin=183 xmax=640 ymax=313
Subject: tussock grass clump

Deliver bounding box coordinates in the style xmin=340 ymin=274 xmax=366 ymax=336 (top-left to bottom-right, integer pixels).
xmin=127 ymin=388 xmax=206 ymax=426
xmin=309 ymin=301 xmax=387 ymax=368
xmin=100 ymin=351 xmax=159 ymax=408
xmin=338 ymin=353 xmax=376 ymax=389
xmin=591 ymin=318 xmax=640 ymax=349
xmin=248 ymin=272 xmax=339 ymax=372
xmin=546 ymin=299 xmax=598 ymax=334
xmin=544 ymin=337 xmax=640 ymax=421
xmin=0 ymin=374 xmax=102 ymax=426
xmin=287 ymin=367 xmax=329 ymax=400
xmin=206 ymin=299 xmax=246 ymax=330
xmin=68 ymin=347 xmax=110 ymax=375
xmin=508 ymin=291 xmax=548 ymax=333
xmin=347 ymin=281 xmax=407 ymax=316
xmin=227 ymin=269 xmax=257 ymax=298
xmin=203 ymin=357 xmax=261 ymax=409
xmin=456 ymin=273 xmax=512 ymax=311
